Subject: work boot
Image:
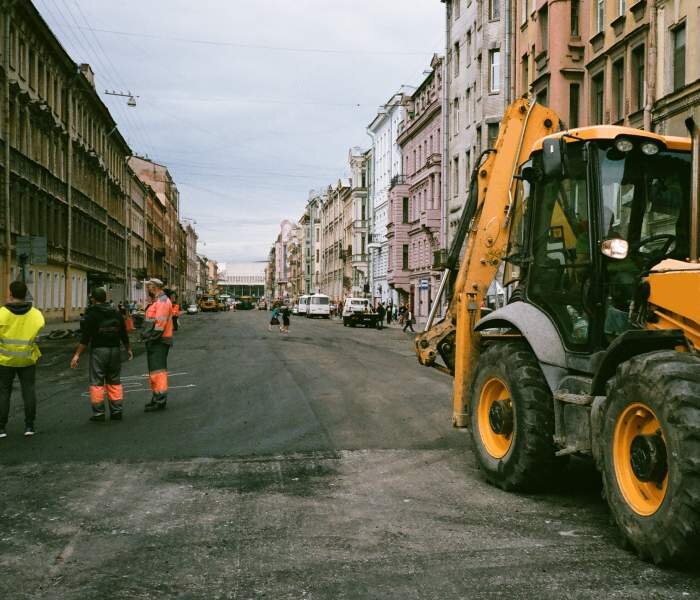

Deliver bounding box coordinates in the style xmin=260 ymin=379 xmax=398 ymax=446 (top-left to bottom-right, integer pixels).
xmin=110 ymin=412 xmax=123 ymax=421
xmin=89 ymin=413 xmax=106 ymax=423
xmin=0 ymin=427 xmax=7 ymax=439
xmin=24 ymin=424 xmax=36 ymax=436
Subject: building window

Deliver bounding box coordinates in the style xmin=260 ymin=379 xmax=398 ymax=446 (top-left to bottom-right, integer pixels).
xmin=591 ymin=71 xmax=605 ymax=124
xmin=631 ymin=44 xmax=645 ymax=112
xmin=453 ymin=97 xmax=460 ymax=131
xmin=466 ymin=30 xmax=472 ymax=64
xmin=539 ymin=6 xmax=548 ymax=51
xmin=489 ymin=50 xmax=501 ymax=92
xmin=454 ymin=0 xmax=461 ymax=19
xmin=454 ymin=42 xmax=460 ymax=78
xmin=521 ymin=53 xmax=529 ymax=94
xmin=402 ymin=197 xmax=409 ymax=223
xmin=466 ymin=88 xmax=471 ymax=123
xmin=476 ymin=125 xmax=482 ymax=156
xmin=596 ymin=0 xmax=605 ymax=33
xmin=673 ymin=24 xmax=686 ymax=91
xmin=521 ymin=0 xmax=528 ymax=24
xmin=489 ymin=0 xmax=500 ymax=20
xmin=453 ymin=156 xmax=459 ymax=197
xmin=613 ymin=58 xmax=624 ymax=121
xmin=618 ymin=0 xmax=625 ymax=16
xmin=569 ymin=83 xmax=580 ymax=128
xmin=402 ymin=245 xmax=409 ymax=270
xmin=487 ymin=123 xmax=499 ymax=149
xmin=536 ymin=87 xmax=548 ymax=106
xmin=571 ymin=0 xmax=580 ymax=36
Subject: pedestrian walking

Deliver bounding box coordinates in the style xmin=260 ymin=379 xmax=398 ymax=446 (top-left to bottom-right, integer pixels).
xmin=141 ymin=279 xmax=174 ymax=412
xmin=167 ymin=291 xmax=180 ymax=331
xmin=398 ymin=304 xmax=406 ymax=325
xmin=281 ymin=305 xmax=291 ymax=334
xmin=386 ymin=302 xmax=393 ymax=325
xmin=269 ymin=305 xmax=280 ymax=331
xmin=376 ymin=302 xmax=385 ymax=330
xmin=403 ymin=308 xmax=415 ymax=333
xmin=0 ymin=280 xmax=45 ymax=438
xmin=71 ymin=288 xmax=133 ymax=422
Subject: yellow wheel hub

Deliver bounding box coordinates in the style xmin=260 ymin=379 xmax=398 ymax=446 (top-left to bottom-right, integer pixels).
xmin=478 ymin=377 xmax=514 ymax=459
xmin=613 ymin=402 xmax=668 ymax=516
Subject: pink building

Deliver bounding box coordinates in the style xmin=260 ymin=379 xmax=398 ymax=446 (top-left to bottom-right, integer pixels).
xmin=387 ymin=55 xmax=443 ymax=322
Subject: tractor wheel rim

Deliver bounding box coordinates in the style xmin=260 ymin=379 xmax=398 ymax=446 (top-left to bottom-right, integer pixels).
xmin=613 ymin=402 xmax=668 ymax=516
xmin=478 ymin=377 xmax=513 ymax=459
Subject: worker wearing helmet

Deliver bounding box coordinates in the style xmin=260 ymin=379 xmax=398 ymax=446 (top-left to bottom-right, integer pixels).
xmin=142 ymin=278 xmax=173 ymax=412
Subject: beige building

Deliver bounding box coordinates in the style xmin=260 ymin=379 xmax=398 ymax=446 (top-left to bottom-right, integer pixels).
xmin=0 ymin=1 xmax=133 ymax=321
xmin=319 ymin=182 xmax=348 ymax=301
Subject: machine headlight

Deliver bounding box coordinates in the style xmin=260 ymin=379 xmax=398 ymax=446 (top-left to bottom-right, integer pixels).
xmin=601 ymin=238 xmax=629 ymax=260
xmin=615 ymin=138 xmax=634 ymax=153
xmin=641 ymin=142 xmax=660 ymax=155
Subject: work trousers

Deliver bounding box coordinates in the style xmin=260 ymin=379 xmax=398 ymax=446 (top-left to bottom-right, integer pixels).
xmin=0 ymin=364 xmax=37 ymax=427
xmin=146 ymin=341 xmax=170 ymax=403
xmin=89 ymin=347 xmax=123 ymax=415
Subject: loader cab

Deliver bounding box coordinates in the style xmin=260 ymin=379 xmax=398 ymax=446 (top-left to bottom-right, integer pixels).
xmin=507 ymin=131 xmax=692 ymax=354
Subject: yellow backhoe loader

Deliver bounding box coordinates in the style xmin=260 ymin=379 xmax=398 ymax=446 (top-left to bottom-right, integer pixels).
xmin=416 ymin=97 xmax=700 ymax=566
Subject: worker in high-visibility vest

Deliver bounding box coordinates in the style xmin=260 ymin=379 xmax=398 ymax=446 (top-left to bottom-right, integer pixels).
xmin=0 ymin=280 xmax=45 ymax=438
xmin=141 ymin=278 xmax=173 ymax=412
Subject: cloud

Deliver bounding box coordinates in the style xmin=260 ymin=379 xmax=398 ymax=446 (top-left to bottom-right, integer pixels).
xmin=35 ymin=0 xmax=443 ymax=263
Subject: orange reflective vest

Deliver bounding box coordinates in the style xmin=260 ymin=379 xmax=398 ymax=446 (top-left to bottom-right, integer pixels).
xmin=144 ymin=293 xmax=174 ymax=344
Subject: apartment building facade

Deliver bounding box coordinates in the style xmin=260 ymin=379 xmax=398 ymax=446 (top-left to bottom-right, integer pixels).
xmin=443 ymin=0 xmax=508 ymax=245
xmin=367 ymin=88 xmax=412 ymax=303
xmin=319 ymin=183 xmax=347 ymax=301
xmin=389 ymin=55 xmax=444 ymax=321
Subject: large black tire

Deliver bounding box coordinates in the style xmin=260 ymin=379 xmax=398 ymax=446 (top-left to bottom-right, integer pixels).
xmin=601 ymin=350 xmax=700 ymax=566
xmin=469 ymin=341 xmax=559 ymax=492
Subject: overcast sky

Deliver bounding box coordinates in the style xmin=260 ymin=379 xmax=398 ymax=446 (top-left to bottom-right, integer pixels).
xmin=35 ymin=0 xmax=444 ymax=265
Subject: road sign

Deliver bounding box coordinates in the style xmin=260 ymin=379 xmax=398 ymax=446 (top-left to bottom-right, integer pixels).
xmin=16 ymin=236 xmax=47 ymax=265
xmin=419 ymin=279 xmax=430 ymax=290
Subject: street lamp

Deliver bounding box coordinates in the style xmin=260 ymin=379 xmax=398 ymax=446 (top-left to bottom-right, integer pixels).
xmin=105 ymin=90 xmax=139 ymax=107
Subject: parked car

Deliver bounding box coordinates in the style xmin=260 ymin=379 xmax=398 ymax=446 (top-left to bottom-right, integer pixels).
xmin=186 ymin=304 xmax=198 ymax=315
xmin=257 ymin=300 xmax=268 ymax=310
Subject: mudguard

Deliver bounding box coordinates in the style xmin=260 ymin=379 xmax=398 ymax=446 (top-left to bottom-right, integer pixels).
xmin=475 ymin=302 xmax=567 ymax=369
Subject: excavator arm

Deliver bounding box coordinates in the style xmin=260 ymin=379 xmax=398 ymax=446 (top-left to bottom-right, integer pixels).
xmin=415 ymin=98 xmax=560 ymax=426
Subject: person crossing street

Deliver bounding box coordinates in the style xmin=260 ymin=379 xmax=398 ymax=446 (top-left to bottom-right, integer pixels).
xmin=0 ymin=281 xmax=45 ymax=438
xmin=142 ymin=279 xmax=174 ymax=412
xmin=71 ymin=288 xmax=133 ymax=422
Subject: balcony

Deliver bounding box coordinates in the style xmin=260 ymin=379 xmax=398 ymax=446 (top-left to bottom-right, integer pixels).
xmin=351 ymin=253 xmax=368 ymax=263
xmin=353 ymin=219 xmax=369 ymax=230
xmin=390 ymin=174 xmax=407 ymax=188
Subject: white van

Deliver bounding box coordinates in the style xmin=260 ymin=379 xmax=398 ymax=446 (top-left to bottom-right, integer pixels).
xmin=307 ymin=293 xmax=331 ymax=318
xmin=297 ymin=295 xmax=310 ymax=315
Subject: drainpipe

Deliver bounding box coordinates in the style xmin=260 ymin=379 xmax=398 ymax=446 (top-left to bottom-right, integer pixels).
xmin=366 ymin=128 xmax=376 ymax=301
xmin=63 ymin=77 xmax=74 ymax=322
xmin=3 ymin=3 xmax=12 ymax=294
xmin=644 ymin=3 xmax=657 ymax=131
xmin=441 ymin=1 xmax=450 ymax=253
xmin=504 ymin=0 xmax=513 ymax=103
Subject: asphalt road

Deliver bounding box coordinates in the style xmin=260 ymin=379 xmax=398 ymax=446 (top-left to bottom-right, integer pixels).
xmin=1 ymin=310 xmax=698 ymax=599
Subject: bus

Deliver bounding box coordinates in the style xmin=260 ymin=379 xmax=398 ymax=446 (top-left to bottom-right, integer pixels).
xmin=307 ymin=293 xmax=330 ymax=318
xmin=297 ymin=295 xmax=310 ymax=315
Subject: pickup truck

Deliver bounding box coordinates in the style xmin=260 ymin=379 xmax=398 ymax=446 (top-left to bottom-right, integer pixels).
xmin=342 ymin=298 xmax=381 ymax=328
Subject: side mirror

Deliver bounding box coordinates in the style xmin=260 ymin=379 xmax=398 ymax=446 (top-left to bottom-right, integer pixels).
xmin=542 ymin=137 xmax=567 ymax=178
xmin=601 ymin=238 xmax=629 ymax=260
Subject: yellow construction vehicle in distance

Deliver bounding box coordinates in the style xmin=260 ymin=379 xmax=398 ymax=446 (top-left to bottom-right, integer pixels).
xmin=416 ymin=97 xmax=700 ymax=566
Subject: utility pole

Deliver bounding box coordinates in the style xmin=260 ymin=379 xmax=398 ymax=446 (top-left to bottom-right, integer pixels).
xmin=2 ymin=1 xmax=15 ymax=294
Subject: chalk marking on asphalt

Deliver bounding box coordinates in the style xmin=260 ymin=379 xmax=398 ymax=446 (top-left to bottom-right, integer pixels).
xmin=121 ymin=372 xmax=188 ymax=380
xmin=81 ymin=383 xmax=197 ymax=397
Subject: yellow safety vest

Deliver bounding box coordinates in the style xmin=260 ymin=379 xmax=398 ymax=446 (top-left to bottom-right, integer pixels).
xmin=0 ymin=305 xmax=45 ymax=367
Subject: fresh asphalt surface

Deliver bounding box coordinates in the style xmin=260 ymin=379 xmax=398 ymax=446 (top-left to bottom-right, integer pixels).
xmin=0 ymin=310 xmax=698 ymax=599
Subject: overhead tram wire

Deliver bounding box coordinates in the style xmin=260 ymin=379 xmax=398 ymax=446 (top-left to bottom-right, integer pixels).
xmin=69 ymin=0 xmax=160 ymax=158
xmin=40 ymin=0 xmax=151 ymax=156
xmin=56 ymin=24 xmax=437 ymax=56
xmin=59 ymin=0 xmax=155 ymax=157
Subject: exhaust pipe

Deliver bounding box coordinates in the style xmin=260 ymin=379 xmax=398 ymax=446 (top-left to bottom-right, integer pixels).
xmin=686 ymin=111 xmax=700 ymax=263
